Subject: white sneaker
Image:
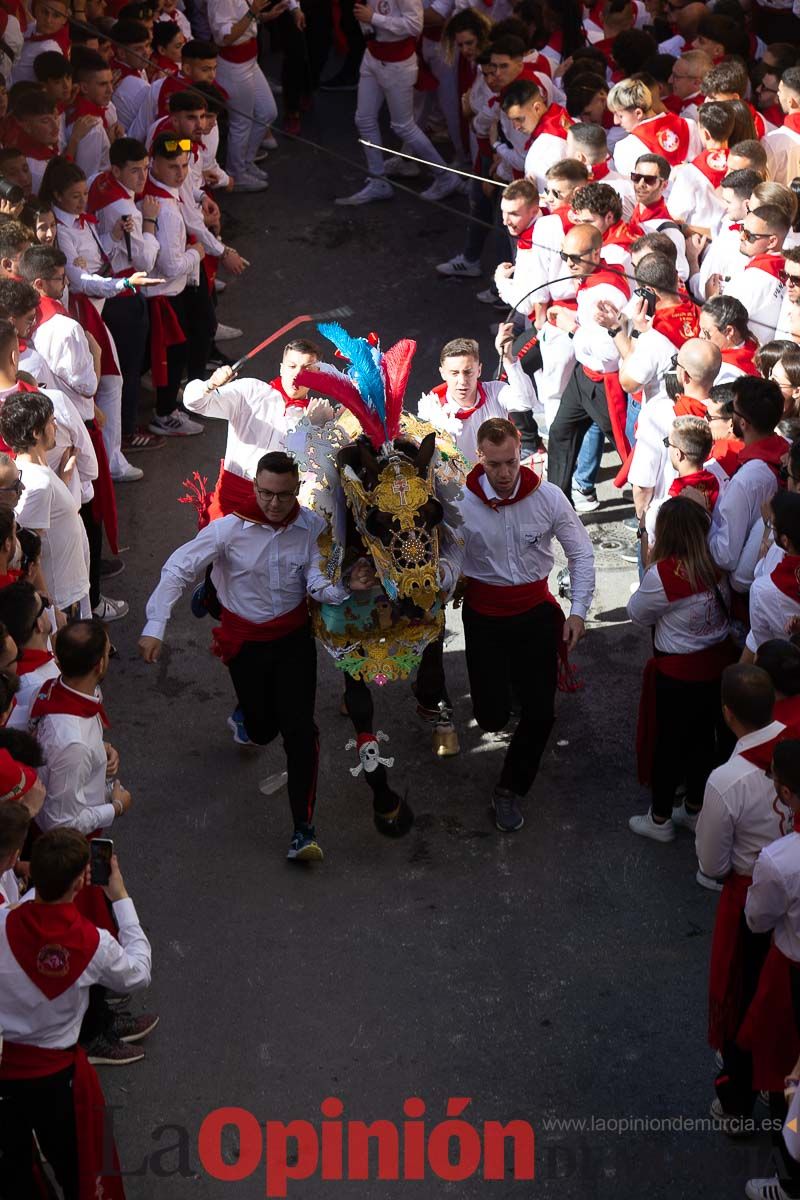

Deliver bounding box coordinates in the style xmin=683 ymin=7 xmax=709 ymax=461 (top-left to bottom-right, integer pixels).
xmin=110 ymin=462 xmax=143 ymax=482
xmin=671 ymin=801 xmax=699 ymax=831
xmin=628 ymin=810 xmax=675 ymax=842
xmin=214 ymin=279 xmax=227 ymax=294
xmin=746 ymin=1179 xmax=792 ymax=1200
xmin=435 ymin=254 xmax=482 ymax=278
xmin=215 ymin=323 xmax=243 ymax=342
xmin=246 ymin=163 xmax=268 ymax=182
xmin=384 ymin=155 xmax=420 ymax=178
xmin=232 ymin=175 xmax=268 ymax=194
xmin=696 ymin=869 xmax=723 ymax=892
xmin=571 ymin=486 xmax=599 ymax=512
xmin=335 ymin=179 xmax=394 ymax=206
xmin=419 ymin=172 xmax=462 ymax=201
xmin=261 ymin=130 xmax=278 ymax=150
xmin=148 ymin=410 xmax=204 ymax=437
xmin=93 ymin=595 xmax=129 ymax=622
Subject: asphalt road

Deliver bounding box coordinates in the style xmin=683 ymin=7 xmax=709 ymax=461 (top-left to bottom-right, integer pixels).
xmin=96 ymin=83 xmax=771 ymax=1200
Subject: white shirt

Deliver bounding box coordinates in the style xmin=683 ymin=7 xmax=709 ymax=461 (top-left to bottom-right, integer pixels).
xmin=628 ymin=564 xmax=730 ymax=653
xmin=747 ymin=830 xmax=800 ymax=961
xmin=628 ymin=395 xmax=676 ymax=498
xmin=522 ymin=130 xmax=568 ymax=196
xmin=31 ymin=311 xmax=97 ymax=421
xmin=709 ymin=456 xmax=784 ymax=576
xmin=746 ymin=545 xmax=800 ymax=653
xmin=64 ymin=105 xmax=113 ymax=180
xmin=112 ymin=69 xmax=150 ymax=134
xmin=416 ymin=364 xmax=535 ymax=464
xmin=53 ymin=206 xmax=129 ymax=302
xmin=623 ymin=328 xmax=677 ymax=403
xmin=14 ymin=461 xmax=91 ymax=611
xmin=612 ymin=116 xmax=701 ymax=177
xmin=138 ymin=174 xmax=201 ymax=296
xmin=443 ymin=472 xmax=595 ymax=619
xmin=696 ymin=722 xmax=790 ymax=878
xmin=7 ymin=653 xmax=59 ymax=731
xmin=0 ymin=897 xmax=151 ymax=1048
xmin=12 ymin=30 xmax=60 ymax=84
xmin=34 ymin=683 xmax=115 ymax=834
xmin=91 ymin=183 xmax=159 ymax=277
xmin=573 ymin=278 xmax=628 ymax=372
xmin=182 ymin=377 xmax=298 ymax=478
xmin=722 ymin=257 xmax=786 ymax=344
xmin=142 ymin=509 xmax=351 ymax=642
xmin=765 ymin=125 xmax=800 ymax=188
xmin=666 ymin=161 xmax=727 ymax=235
xmin=0 ymin=866 xmax=19 ymax=907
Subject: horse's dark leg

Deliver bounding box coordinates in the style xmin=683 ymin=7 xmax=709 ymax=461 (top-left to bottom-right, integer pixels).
xmin=343 ymin=673 xmax=414 ymax=837
xmin=412 ymin=633 xmax=460 ymax=756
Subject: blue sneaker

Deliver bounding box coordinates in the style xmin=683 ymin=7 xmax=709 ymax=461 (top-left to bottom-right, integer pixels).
xmin=191 ymin=581 xmax=208 ymax=618
xmin=287 ymin=825 xmax=324 ymax=862
xmin=226 ymin=707 xmax=255 ymax=747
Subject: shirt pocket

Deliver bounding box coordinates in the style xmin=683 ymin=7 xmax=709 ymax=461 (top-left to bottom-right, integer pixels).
xmin=517 ymin=522 xmax=547 ymax=550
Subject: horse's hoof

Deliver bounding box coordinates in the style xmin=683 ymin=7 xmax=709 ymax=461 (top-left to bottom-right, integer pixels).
xmin=373 ymin=798 xmax=414 ymax=838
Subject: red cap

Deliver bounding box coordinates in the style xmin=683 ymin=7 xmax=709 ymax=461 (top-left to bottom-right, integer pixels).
xmin=0 ymin=748 xmax=37 ymax=803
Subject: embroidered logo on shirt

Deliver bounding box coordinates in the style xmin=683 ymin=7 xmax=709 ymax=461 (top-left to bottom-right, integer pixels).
xmin=657 ymin=129 xmax=680 ymax=153
xmin=36 ymin=944 xmax=70 ymax=977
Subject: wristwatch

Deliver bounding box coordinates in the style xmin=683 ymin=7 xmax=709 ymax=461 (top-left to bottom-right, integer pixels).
xmin=606 ymin=326 xmax=621 ymax=337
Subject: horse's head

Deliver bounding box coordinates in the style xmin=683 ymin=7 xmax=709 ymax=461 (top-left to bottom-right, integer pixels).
xmin=336 ymin=431 xmax=443 ymax=613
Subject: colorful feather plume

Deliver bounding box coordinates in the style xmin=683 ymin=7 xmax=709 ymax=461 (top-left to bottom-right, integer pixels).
xmin=294 ymin=362 xmax=386 ymax=449
xmin=317 ymin=322 xmax=387 ymax=424
xmin=381 ymin=338 xmax=416 ymax=443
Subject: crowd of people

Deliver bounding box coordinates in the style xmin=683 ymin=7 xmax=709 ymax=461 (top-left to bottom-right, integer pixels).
xmin=0 ymin=0 xmax=800 ymax=1195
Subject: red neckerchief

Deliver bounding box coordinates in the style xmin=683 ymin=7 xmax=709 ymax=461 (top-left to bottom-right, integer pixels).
xmin=668 ymin=469 xmax=720 ymax=511
xmin=745 ymin=253 xmax=786 ymax=279
xmin=270 ymin=375 xmax=307 ymax=411
xmin=66 ymin=95 xmax=109 ymax=133
xmin=630 ymin=198 xmax=672 ymax=225
xmin=673 ymin=393 xmax=705 ymax=417
xmin=632 ymin=112 xmax=690 ymax=165
xmin=747 ymin=102 xmax=766 ymax=139
xmin=525 ymin=103 xmax=572 ymax=147
xmin=603 ymin=219 xmax=637 ymax=249
xmin=5 ymin=902 xmax=100 ymax=1000
xmin=691 ymin=148 xmax=729 ymax=188
xmin=656 ymin=556 xmax=717 ymax=600
xmin=549 ymin=206 xmax=574 ymax=235
xmin=16 ymin=647 xmax=54 ymax=676
xmin=57 ymin=211 xmax=97 ymax=231
xmin=489 ymin=61 xmax=547 ymax=108
xmin=35 ymin=294 xmax=70 ymax=328
xmin=466 ymin=463 xmax=540 ymax=508
xmin=516 ymin=218 xmax=538 ymax=251
xmin=737 ymin=433 xmax=789 ymax=483
xmin=0 ymin=0 xmax=27 ymax=32
xmin=523 ymin=51 xmax=552 ymax=78
xmin=27 ymin=23 xmax=69 ymax=52
xmin=152 ymin=52 xmax=180 ymax=75
xmin=13 ymin=128 xmax=58 ymax=161
xmin=30 ymin=677 xmax=110 ymax=728
xmin=763 ymin=104 xmax=784 ymax=128
xmin=651 ymin=299 xmax=700 ymax=348
xmin=577 ymin=262 xmax=631 ymax=300
xmin=783 ymin=113 xmax=800 ymax=134
xmin=141 ymin=175 xmax=176 ymax=202
xmin=233 ymin=500 xmax=301 ymax=529
xmin=710 ymin=436 xmax=744 ymax=478
xmin=432 ymin=380 xmax=489 ymax=420
xmin=589 ymin=158 xmax=611 ymax=181
xmin=111 ymin=58 xmax=144 ymax=82
xmin=775 ymin=694 xmax=800 ymax=734
xmin=151 ymin=115 xmax=202 ymax=160
xmin=728 ymin=221 xmax=743 ymax=232
xmin=771 ymin=553 xmax=800 ymax=603
xmin=87 ymin=170 xmax=130 ymax=214
xmin=721 ymin=341 xmax=759 ymax=377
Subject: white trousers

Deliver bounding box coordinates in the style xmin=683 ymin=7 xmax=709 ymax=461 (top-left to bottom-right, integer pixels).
xmin=216 ymin=56 xmax=278 ymax=177
xmin=416 ymin=37 xmax=465 ymax=162
xmin=535 ymin=325 xmax=575 ymax=429
xmin=356 ymin=51 xmax=447 ymax=177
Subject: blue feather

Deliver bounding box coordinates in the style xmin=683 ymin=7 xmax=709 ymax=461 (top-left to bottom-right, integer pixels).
xmin=317 ymin=322 xmax=387 ymax=427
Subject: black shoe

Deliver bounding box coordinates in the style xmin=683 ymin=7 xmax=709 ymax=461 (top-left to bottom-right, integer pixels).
xmin=320 ymin=71 xmax=359 ymax=91
xmin=100 ymin=556 xmax=125 ymax=579
xmin=492 ymin=787 xmax=524 ymax=832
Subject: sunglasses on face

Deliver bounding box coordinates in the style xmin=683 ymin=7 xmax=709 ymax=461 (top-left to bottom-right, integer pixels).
xmin=630 ymin=172 xmax=660 ymax=186
xmin=780 ymin=270 xmax=800 ymax=286
xmin=559 ymin=251 xmax=584 ymax=266
xmin=740 ymin=228 xmax=770 ymax=243
xmin=704 ymin=411 xmax=727 ymax=423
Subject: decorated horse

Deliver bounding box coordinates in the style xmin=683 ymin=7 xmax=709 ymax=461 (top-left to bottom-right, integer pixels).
xmin=291 ymin=324 xmax=468 ymax=837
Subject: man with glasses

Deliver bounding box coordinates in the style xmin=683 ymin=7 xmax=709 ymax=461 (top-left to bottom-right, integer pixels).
xmin=718 ymin=204 xmax=789 ymax=342
xmin=627 ymin=152 xmax=690 ymax=281
xmin=776 ymin=247 xmax=800 ymax=338
xmin=0 ymin=580 xmax=59 ymax=731
xmin=698 ymin=167 xmax=763 ymax=301
xmin=665 ymin=49 xmax=712 ymax=122
xmin=139 ymin=451 xmax=375 ymax=862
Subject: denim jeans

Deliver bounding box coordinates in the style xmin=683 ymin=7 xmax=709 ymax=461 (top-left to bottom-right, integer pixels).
xmin=572 ymin=422 xmax=604 ymax=492
xmin=626 ymin=394 xmax=641 ymax=448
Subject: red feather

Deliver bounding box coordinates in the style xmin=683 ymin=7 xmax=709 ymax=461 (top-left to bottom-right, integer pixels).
xmin=295 ymin=365 xmax=386 ymax=449
xmin=381 ymin=339 xmax=416 ymax=442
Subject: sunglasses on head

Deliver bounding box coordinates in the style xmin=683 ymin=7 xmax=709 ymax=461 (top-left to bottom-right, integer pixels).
xmin=630 ymin=172 xmax=660 ymax=185
xmin=740 ymin=228 xmax=770 ymax=243
xmin=162 ymin=138 xmax=191 ymax=152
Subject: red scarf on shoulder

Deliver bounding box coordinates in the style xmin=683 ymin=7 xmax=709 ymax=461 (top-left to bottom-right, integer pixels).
xmin=30 ymin=677 xmax=110 ymax=728
xmin=771 ymin=553 xmax=800 ymax=603
xmin=737 ymin=433 xmax=789 ymax=483
xmin=66 ymin=95 xmax=110 ymax=133
xmin=656 ymin=556 xmax=717 ymax=600
xmin=6 ymin=901 xmax=99 ymax=1000
xmin=668 ymin=468 xmax=720 ymax=511
xmin=432 ymin=380 xmax=489 ymax=420
xmin=745 ymin=253 xmax=785 ymax=279
xmin=466 ymin=463 xmax=540 ymax=508
xmin=721 ymin=341 xmax=759 ymax=377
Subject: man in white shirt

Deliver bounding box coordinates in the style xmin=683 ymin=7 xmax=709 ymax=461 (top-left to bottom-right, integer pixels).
xmin=441 ymin=417 xmax=594 ymax=833
xmin=0 ymin=391 xmax=91 ymax=618
xmin=0 ymin=829 xmax=151 ymax=1198
xmin=697 ymin=167 xmax=762 ymax=301
xmin=64 ymin=50 xmax=119 ymax=179
xmin=745 ymin=492 xmax=800 ymax=658
xmin=766 ymin=67 xmax=800 ymax=186
xmin=0 ymin=580 xmax=59 ymax=731
xmin=139 ymin=451 xmax=375 ymax=862
xmin=0 ymin=803 xmax=30 ymax=910
xmin=499 ymin=76 xmax=571 ymax=195
xmin=717 ymin=205 xmax=789 ymax=344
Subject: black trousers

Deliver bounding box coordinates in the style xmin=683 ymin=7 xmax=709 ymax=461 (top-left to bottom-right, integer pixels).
xmin=547 ymin=364 xmax=615 ymax=501
xmin=227 ymin=628 xmax=319 ymax=829
xmin=155 ymin=285 xmax=216 ymax=416
xmin=272 ymin=0 xmax=331 ymax=110
xmin=101 ymin=291 xmax=149 ymax=437
xmin=715 ymin=917 xmax=774 ymax=1117
xmin=463 ymin=601 xmax=560 ymax=797
xmin=650 ymin=674 xmax=726 ymax=820
xmin=80 ymin=499 xmax=103 ymax=610
xmin=0 ymin=1067 xmax=78 ymax=1199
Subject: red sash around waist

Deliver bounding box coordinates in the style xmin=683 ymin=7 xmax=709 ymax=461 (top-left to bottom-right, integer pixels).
xmin=85 ymin=420 xmax=119 ymax=556
xmin=148 ymin=295 xmax=186 ymax=390
xmin=464 ymin=576 xmax=552 ymax=617
xmin=737 ymin=942 xmax=800 ymax=1091
xmin=367 ymin=36 xmax=416 ymax=61
xmin=218 ymin=37 xmax=257 ymax=62
xmin=636 ymin=640 xmax=737 ymax=786
xmin=581 ymin=366 xmax=630 ymax=462
xmin=68 ymin=294 xmax=119 ymax=378
xmin=708 ymin=872 xmax=755 ymax=1051
xmin=0 ymin=1042 xmax=126 ymax=1199
xmin=211 ymin=601 xmax=309 ymax=665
